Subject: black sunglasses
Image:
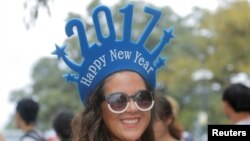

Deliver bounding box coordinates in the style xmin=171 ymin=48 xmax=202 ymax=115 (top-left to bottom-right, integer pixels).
xmin=102 ymin=90 xmax=154 ymax=114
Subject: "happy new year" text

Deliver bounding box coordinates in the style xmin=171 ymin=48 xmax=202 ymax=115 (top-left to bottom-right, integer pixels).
xmin=80 ymin=49 xmax=154 ymax=87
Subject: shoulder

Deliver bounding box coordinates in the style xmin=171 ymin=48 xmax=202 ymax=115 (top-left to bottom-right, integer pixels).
xmin=236 ymin=118 xmax=250 ymax=125
xmin=22 ymin=130 xmax=46 ymax=141
xmin=21 ymin=136 xmax=38 ymax=141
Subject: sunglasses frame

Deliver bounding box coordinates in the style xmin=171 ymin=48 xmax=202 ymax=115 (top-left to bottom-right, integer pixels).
xmin=103 ymin=90 xmax=154 ymax=114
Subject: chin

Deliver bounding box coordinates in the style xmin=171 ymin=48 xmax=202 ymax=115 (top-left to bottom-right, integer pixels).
xmin=119 ymin=136 xmax=140 ymax=141
xmin=121 ymin=131 xmax=144 ymax=141
xmin=112 ymin=130 xmax=143 ymax=141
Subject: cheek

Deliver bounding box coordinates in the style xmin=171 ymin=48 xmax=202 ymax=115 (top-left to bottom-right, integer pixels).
xmin=101 ymin=102 xmax=110 ymax=119
xmin=15 ymin=114 xmax=21 ymax=127
xmin=223 ymin=102 xmax=229 ymax=115
xmin=138 ymin=112 xmax=152 ymax=136
xmin=15 ymin=114 xmax=19 ymax=123
xmin=144 ymin=111 xmax=151 ymax=123
xmin=101 ymin=102 xmax=118 ymax=128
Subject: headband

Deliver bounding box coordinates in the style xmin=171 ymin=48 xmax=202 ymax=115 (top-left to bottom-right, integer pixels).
xmin=52 ymin=4 xmax=174 ymax=104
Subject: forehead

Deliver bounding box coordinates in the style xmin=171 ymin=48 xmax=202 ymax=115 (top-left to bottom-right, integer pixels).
xmin=103 ymin=71 xmax=146 ymax=95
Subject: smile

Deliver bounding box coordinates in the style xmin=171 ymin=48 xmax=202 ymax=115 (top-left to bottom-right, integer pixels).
xmin=121 ymin=118 xmax=139 ymax=124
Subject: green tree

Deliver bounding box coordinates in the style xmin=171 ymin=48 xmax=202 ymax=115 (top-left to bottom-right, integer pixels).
xmin=10 ymin=58 xmax=81 ymax=130
xmin=200 ymin=0 xmax=250 ymax=86
xmin=23 ymin=0 xmax=52 ymax=29
xmin=11 ymin=0 xmax=207 ymax=131
xmin=11 ymin=0 xmax=250 ymax=133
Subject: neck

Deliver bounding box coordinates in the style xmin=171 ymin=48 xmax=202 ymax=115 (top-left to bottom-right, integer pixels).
xmin=22 ymin=124 xmax=36 ymax=133
xmin=231 ymin=112 xmax=250 ymax=123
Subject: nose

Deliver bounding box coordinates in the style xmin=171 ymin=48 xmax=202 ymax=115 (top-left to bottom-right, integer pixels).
xmin=126 ymin=98 xmax=139 ymax=113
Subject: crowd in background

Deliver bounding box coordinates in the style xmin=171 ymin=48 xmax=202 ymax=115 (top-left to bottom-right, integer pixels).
xmin=1 ymin=82 xmax=249 ymax=141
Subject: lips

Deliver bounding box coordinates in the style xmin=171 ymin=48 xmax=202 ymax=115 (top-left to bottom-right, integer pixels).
xmin=121 ymin=118 xmax=140 ymax=128
xmin=121 ymin=118 xmax=139 ymax=124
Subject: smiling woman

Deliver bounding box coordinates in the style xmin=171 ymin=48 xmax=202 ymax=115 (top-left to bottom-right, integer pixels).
xmin=73 ymin=71 xmax=155 ymax=141
xmin=52 ymin=2 xmax=174 ymax=141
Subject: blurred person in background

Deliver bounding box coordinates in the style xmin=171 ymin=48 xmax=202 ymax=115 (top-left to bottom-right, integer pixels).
xmin=153 ymin=94 xmax=194 ymax=141
xmin=153 ymin=95 xmax=184 ymax=141
xmin=222 ymin=83 xmax=250 ymax=125
xmin=53 ymin=109 xmax=74 ymax=141
xmin=15 ymin=98 xmax=46 ymax=141
xmin=166 ymin=96 xmax=193 ymax=141
xmin=0 ymin=133 xmax=5 ymax=141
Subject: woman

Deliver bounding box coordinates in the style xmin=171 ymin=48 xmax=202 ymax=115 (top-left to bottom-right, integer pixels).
xmin=52 ymin=3 xmax=174 ymax=141
xmin=153 ymin=95 xmax=183 ymax=141
xmin=72 ymin=71 xmax=155 ymax=141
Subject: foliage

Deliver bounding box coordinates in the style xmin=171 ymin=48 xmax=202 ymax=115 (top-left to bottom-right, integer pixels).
xmin=23 ymin=0 xmax=53 ymax=29
xmin=10 ymin=58 xmax=81 ymax=130
xmin=10 ymin=0 xmax=250 ymax=132
xmin=200 ymin=0 xmax=250 ymax=86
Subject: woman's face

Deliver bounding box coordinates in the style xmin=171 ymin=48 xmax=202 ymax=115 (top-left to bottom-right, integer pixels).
xmin=101 ymin=71 xmax=151 ymax=141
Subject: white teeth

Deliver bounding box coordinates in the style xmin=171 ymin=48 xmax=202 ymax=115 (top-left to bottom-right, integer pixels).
xmin=122 ymin=119 xmax=139 ymax=124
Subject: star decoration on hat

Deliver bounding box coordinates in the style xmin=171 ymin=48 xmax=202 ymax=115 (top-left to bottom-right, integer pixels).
xmin=51 ymin=44 xmax=67 ymax=60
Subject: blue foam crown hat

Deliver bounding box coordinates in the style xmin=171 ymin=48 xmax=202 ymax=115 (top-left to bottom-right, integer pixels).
xmin=52 ymin=4 xmax=175 ymax=104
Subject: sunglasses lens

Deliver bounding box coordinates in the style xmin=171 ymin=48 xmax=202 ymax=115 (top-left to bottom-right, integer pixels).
xmin=108 ymin=93 xmax=128 ymax=112
xmin=135 ymin=91 xmax=153 ymax=110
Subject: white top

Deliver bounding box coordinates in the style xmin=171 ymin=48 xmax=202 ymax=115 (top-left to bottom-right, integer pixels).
xmin=21 ymin=136 xmax=38 ymax=141
xmin=235 ymin=118 xmax=250 ymax=125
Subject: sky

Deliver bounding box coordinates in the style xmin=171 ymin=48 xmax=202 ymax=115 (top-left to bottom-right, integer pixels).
xmin=0 ymin=0 xmax=220 ymax=131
